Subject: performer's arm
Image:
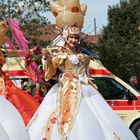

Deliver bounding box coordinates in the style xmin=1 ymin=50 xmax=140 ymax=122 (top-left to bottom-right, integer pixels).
xmin=43 ymin=47 xmax=65 ymax=81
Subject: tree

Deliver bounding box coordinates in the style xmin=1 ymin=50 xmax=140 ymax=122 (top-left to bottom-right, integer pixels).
xmin=0 ymin=0 xmax=51 ymax=47
xmin=80 ymin=37 xmax=99 ymax=59
xmin=98 ymin=0 xmax=140 ymax=84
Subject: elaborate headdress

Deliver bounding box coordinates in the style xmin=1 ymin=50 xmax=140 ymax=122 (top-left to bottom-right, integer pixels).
xmin=50 ymin=0 xmax=87 ymax=40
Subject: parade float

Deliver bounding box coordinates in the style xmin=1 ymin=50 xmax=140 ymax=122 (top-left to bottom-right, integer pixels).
xmin=0 ymin=0 xmax=138 ymax=139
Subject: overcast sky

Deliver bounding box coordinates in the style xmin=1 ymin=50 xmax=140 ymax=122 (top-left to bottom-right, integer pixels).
xmin=46 ymin=0 xmax=120 ymax=35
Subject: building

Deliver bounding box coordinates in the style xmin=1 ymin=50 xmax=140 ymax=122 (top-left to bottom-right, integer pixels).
xmin=38 ymin=24 xmax=99 ymax=45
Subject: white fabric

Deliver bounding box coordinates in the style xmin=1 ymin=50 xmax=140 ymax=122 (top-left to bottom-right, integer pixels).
xmin=27 ymin=83 xmax=137 ymax=140
xmin=0 ymin=97 xmax=29 ymax=140
xmin=11 ymin=79 xmax=22 ymax=88
xmin=69 ymin=55 xmax=79 ymax=65
xmin=0 ymin=124 xmax=9 ymax=140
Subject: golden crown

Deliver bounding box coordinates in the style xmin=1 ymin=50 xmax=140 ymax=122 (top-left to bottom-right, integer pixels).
xmin=50 ymin=0 xmax=87 ymax=28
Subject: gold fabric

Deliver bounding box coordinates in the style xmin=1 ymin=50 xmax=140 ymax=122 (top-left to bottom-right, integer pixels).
xmin=50 ymin=0 xmax=87 ymax=28
xmin=0 ymin=77 xmax=6 ymax=96
xmin=0 ymin=21 xmax=8 ymax=46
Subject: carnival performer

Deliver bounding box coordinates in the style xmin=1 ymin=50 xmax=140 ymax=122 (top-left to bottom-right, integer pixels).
xmin=0 ymin=20 xmax=39 ymax=126
xmin=27 ymin=0 xmax=137 ymax=140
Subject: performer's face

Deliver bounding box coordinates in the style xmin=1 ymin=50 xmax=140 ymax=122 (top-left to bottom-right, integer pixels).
xmin=67 ymin=34 xmax=79 ymax=48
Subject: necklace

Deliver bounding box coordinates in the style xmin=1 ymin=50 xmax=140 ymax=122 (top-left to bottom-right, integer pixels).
xmin=65 ymin=46 xmax=78 ymax=55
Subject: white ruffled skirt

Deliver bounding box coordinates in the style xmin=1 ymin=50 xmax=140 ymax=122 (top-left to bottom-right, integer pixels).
xmin=27 ymin=84 xmax=136 ymax=140
xmin=0 ymin=97 xmax=29 ymax=140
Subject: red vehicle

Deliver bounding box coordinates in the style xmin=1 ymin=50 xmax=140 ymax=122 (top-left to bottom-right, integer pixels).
xmin=89 ymin=59 xmax=140 ymax=140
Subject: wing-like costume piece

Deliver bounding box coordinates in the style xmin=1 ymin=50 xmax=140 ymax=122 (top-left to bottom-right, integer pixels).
xmin=6 ymin=18 xmax=29 ymax=56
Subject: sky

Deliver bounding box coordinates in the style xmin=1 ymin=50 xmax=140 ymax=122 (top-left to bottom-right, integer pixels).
xmin=46 ymin=0 xmax=120 ymax=35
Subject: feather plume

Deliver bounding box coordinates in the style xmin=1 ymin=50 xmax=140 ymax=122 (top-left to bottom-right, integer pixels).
xmin=6 ymin=18 xmax=29 ymax=57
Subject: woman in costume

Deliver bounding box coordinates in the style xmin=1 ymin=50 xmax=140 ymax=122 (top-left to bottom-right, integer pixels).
xmin=0 ymin=20 xmax=39 ymax=126
xmin=27 ymin=0 xmax=137 ymax=140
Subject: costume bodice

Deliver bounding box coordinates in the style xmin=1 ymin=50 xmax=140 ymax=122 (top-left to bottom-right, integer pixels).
xmin=64 ymin=54 xmax=87 ymax=75
xmin=51 ymin=47 xmax=90 ymax=80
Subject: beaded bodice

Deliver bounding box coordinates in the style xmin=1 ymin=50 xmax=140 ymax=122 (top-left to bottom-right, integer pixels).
xmin=64 ymin=54 xmax=87 ymax=76
xmin=50 ymin=47 xmax=90 ymax=78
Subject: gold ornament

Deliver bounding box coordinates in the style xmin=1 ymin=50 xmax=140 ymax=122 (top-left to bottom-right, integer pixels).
xmin=0 ymin=21 xmax=8 ymax=46
xmin=50 ymin=0 xmax=87 ymax=28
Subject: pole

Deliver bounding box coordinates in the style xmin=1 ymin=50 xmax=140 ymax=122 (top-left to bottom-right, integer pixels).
xmin=94 ymin=18 xmax=97 ymax=35
xmin=8 ymin=0 xmax=11 ymax=17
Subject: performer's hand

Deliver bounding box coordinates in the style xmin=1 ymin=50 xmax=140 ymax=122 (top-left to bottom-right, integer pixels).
xmin=42 ymin=50 xmax=51 ymax=62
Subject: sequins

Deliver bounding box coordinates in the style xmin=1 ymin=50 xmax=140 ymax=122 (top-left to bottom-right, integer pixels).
xmin=51 ymin=117 xmax=57 ymax=124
